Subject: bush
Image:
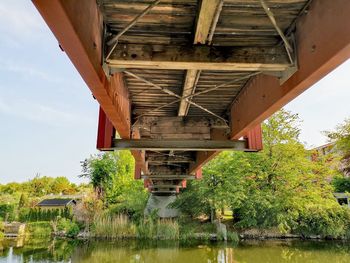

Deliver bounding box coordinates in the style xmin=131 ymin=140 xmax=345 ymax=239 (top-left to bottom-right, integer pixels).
xmin=332 ymin=176 xmax=350 ymax=192
xmin=26 ymin=221 xmax=52 ymax=238
xmin=0 ymin=204 xmax=15 ymax=221
xmin=66 ymin=223 xmax=80 ymax=238
xmin=57 ymin=218 xmax=80 ymax=237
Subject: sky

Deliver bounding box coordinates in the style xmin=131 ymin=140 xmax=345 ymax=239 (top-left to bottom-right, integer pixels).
xmin=0 ymin=1 xmax=349 ymax=184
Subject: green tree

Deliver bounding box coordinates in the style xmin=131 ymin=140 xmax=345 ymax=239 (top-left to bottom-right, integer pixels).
xmin=174 ymin=109 xmax=349 ymax=237
xmin=325 ymin=117 xmax=350 ymax=176
xmin=80 ymin=150 xmax=148 ymax=210
xmin=18 ymin=193 xmax=29 ymax=209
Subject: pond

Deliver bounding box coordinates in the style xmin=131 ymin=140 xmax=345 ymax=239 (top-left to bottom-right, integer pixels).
xmin=1 ymin=238 xmax=350 ymax=263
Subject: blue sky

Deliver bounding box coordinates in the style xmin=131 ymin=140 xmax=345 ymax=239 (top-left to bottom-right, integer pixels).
xmin=0 ymin=1 xmax=349 ymax=184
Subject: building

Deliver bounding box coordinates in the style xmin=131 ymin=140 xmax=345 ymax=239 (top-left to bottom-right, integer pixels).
xmin=36 ymin=198 xmax=76 ymax=210
xmin=334 ymin=193 xmax=350 ymax=208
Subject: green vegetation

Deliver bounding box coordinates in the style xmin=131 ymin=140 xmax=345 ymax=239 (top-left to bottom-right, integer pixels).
xmin=173 ymin=110 xmax=350 ymax=238
xmin=25 ymin=221 xmax=52 ymax=238
xmin=92 ymin=214 xmax=136 ymax=239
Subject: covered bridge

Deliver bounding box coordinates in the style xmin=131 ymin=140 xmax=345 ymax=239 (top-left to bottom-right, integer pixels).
xmin=32 ymin=0 xmax=350 ymax=195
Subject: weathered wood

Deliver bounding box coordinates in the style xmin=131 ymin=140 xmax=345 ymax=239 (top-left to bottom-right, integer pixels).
xmin=178 ymin=70 xmax=199 ymax=116
xmin=142 ymin=175 xmax=195 ymax=180
xmin=112 ymin=139 xmax=250 ymax=151
xmin=108 ymin=44 xmax=291 ymax=71
xmin=194 ymin=0 xmax=221 ymax=44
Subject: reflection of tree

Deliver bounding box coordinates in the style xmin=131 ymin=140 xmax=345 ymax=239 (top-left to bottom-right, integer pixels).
xmin=10 ymin=238 xmax=77 ymax=262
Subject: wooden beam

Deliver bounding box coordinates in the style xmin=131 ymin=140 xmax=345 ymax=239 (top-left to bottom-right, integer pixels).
xmin=108 ymin=44 xmax=291 ymax=71
xmin=178 ymin=0 xmax=223 ymax=116
xmin=178 ymin=70 xmax=199 ymax=116
xmin=194 ymin=0 xmax=221 ymax=44
xmin=96 ymin=107 xmax=115 ymax=150
xmin=142 ymin=175 xmax=195 ymax=180
xmin=112 ymin=139 xmax=250 ymax=151
xmin=32 ymin=0 xmax=148 ymax=174
xmin=190 ymin=0 xmax=350 ymax=173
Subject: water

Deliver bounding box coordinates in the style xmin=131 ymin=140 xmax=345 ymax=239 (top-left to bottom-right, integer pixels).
xmin=1 ymin=238 xmax=350 ymax=263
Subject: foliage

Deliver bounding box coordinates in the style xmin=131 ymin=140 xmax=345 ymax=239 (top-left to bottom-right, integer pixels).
xmin=19 ymin=207 xmax=72 ymax=222
xmin=174 ymin=109 xmax=350 ymax=238
xmin=57 ymin=218 xmax=80 ymax=237
xmin=18 ymin=193 xmax=29 ymax=209
xmin=0 ymin=204 xmax=15 ymax=221
xmin=325 ymin=117 xmax=350 ymax=176
xmin=81 ymin=150 xmax=149 ymax=216
xmin=25 ymin=221 xmax=52 ymax=238
xmin=332 ymin=176 xmax=350 ymax=192
xmin=156 ymin=219 xmax=179 ymax=240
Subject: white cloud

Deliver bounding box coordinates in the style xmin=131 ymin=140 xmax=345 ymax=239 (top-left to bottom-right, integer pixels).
xmin=0 ymin=97 xmax=94 ymax=127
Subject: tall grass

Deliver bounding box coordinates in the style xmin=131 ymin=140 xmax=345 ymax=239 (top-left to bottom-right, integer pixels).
xmin=92 ymin=214 xmax=136 ymax=239
xmin=136 ymin=218 xmax=179 ymax=240
xmin=156 ymin=219 xmax=179 ymax=240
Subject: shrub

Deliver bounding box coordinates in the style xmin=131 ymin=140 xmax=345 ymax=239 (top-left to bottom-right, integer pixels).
xmin=66 ymin=223 xmax=80 ymax=238
xmin=0 ymin=204 xmax=15 ymax=221
xmin=57 ymin=218 xmax=80 ymax=237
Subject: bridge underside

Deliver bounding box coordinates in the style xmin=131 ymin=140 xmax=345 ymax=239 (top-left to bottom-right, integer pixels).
xmin=33 ymin=0 xmax=350 ymax=194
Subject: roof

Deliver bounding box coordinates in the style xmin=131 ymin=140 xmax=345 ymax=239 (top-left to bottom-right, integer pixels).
xmin=334 ymin=193 xmax=350 ymax=199
xmin=37 ymin=198 xmax=76 ymax=207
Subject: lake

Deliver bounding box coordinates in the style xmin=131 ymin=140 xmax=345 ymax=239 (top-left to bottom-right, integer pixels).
xmin=1 ymin=238 xmax=350 ymax=262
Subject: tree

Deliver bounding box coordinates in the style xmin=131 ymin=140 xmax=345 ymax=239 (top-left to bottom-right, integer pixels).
xmin=18 ymin=193 xmax=29 ymax=209
xmin=80 ymin=153 xmax=118 ymax=202
xmin=174 ymin=109 xmax=349 ymax=237
xmin=51 ymin=177 xmax=77 ymax=195
xmin=80 ymin=150 xmax=147 ymax=209
xmin=325 ymin=117 xmax=350 ymax=176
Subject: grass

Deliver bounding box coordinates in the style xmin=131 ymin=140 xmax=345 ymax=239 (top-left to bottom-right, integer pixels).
xmin=92 ymin=214 xmax=136 ymax=239
xmin=25 ymin=221 xmax=52 ymax=238
xmin=156 ymin=219 xmax=179 ymax=240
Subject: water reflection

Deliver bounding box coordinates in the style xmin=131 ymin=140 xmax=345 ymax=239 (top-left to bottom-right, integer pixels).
xmin=1 ymin=238 xmax=350 ymax=263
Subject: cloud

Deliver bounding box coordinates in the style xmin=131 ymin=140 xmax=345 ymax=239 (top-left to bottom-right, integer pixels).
xmin=0 ymin=97 xmax=94 ymax=127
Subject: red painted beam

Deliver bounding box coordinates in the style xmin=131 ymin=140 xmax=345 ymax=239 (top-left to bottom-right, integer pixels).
xmin=33 ymin=0 xmax=148 ymax=174
xmin=231 ymin=0 xmax=350 ymax=139
xmin=244 ymin=124 xmax=263 ymax=151
xmin=33 ymin=0 xmax=131 ymax=138
xmin=96 ymin=107 xmax=115 ymax=150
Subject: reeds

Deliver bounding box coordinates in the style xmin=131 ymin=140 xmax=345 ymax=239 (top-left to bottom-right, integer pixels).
xmin=92 ymin=214 xmax=136 ymax=239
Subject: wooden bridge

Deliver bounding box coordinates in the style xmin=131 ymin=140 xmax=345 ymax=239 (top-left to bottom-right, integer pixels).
xmin=33 ymin=0 xmax=350 ymax=194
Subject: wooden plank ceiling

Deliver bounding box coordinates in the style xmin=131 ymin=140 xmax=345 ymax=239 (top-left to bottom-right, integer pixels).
xmin=98 ymin=0 xmax=310 ymax=193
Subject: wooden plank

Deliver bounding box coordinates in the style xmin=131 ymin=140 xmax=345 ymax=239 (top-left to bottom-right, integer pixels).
xmin=108 ymin=44 xmax=291 ymax=71
xmin=178 ymin=70 xmax=198 ymax=116
xmin=112 ymin=139 xmax=250 ymax=151
xmin=194 ymin=0 xmax=221 ymax=44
